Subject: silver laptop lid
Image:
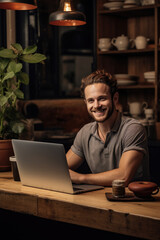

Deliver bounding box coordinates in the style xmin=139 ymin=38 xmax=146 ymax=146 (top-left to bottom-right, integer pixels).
xmin=12 ymin=139 xmax=74 ymax=194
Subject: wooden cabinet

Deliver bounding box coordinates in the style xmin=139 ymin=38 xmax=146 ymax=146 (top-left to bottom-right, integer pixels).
xmin=96 ymin=0 xmax=160 ymax=121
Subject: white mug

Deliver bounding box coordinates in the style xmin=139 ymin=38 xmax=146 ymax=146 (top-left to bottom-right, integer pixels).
xmin=128 ymin=101 xmax=148 ymax=117
xmin=144 ymin=108 xmax=154 ymax=119
xmin=135 ymin=36 xmax=150 ymax=49
xmin=98 ymin=38 xmax=111 ymax=51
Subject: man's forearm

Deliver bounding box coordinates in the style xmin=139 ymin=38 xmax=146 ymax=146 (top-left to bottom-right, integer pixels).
xmin=69 ymin=168 xmax=127 ymax=187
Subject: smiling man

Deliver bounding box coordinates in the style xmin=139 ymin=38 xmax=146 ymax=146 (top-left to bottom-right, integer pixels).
xmin=66 ymin=70 xmax=150 ymax=186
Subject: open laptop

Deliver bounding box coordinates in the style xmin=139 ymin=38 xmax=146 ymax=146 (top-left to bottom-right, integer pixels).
xmin=12 ymin=139 xmax=103 ymax=194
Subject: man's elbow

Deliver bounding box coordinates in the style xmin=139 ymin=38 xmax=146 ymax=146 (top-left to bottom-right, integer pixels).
xmin=123 ymin=172 xmax=136 ymax=187
xmin=117 ymin=170 xmax=133 ymax=187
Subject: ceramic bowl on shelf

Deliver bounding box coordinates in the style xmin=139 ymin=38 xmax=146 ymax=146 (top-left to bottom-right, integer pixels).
xmin=103 ymin=1 xmax=123 ymax=10
xmin=114 ymin=74 xmax=138 ymax=86
xmin=124 ymin=0 xmax=137 ymax=3
xmin=123 ymin=3 xmax=138 ymax=8
xmin=144 ymin=71 xmax=155 ymax=83
xmin=98 ymin=38 xmax=112 ymax=51
xmin=123 ymin=0 xmax=139 ymax=8
xmin=117 ymin=80 xmax=136 ymax=86
xmin=144 ymin=71 xmax=155 ymax=77
xmin=141 ymin=0 xmax=155 ymax=5
xmin=114 ymin=74 xmax=137 ymax=79
xmin=107 ymin=0 xmax=124 ymax=1
xmin=145 ymin=78 xmax=155 ymax=83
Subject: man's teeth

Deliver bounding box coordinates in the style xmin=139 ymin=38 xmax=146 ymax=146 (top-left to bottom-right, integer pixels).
xmin=92 ymin=109 xmax=105 ymax=113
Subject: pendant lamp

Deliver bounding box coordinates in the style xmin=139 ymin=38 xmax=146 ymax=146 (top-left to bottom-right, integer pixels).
xmin=49 ymin=0 xmax=86 ymax=26
xmin=0 ymin=0 xmax=37 ymax=10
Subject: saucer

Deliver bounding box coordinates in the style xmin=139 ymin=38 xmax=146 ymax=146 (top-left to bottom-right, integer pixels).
xmin=123 ymin=3 xmax=138 ymax=7
xmin=124 ymin=0 xmax=137 ymax=3
xmin=103 ymin=2 xmax=123 ymax=9
xmin=117 ymin=80 xmax=136 ymax=86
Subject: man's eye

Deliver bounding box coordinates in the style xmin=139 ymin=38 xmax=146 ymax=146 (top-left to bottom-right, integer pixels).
xmin=88 ymin=99 xmax=94 ymax=103
xmin=99 ymin=97 xmax=107 ymax=101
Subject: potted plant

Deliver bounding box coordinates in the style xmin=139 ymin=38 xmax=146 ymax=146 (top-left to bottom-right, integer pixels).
xmin=0 ymin=43 xmax=46 ymax=171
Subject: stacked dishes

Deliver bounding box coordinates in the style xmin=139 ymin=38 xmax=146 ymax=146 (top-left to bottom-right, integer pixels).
xmin=123 ymin=0 xmax=139 ymax=8
xmin=103 ymin=0 xmax=140 ymax=10
xmin=114 ymin=74 xmax=138 ymax=86
xmin=103 ymin=0 xmax=123 ymax=10
xmin=144 ymin=71 xmax=155 ymax=83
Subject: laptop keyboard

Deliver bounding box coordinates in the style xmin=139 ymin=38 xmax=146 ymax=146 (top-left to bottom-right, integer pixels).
xmin=73 ymin=186 xmax=84 ymax=191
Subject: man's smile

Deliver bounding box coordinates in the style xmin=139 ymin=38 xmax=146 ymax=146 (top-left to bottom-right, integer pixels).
xmin=91 ymin=108 xmax=106 ymax=113
xmin=91 ymin=107 xmax=108 ymax=118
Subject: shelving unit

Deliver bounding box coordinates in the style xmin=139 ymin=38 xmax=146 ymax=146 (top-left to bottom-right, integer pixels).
xmin=96 ymin=0 xmax=160 ymax=121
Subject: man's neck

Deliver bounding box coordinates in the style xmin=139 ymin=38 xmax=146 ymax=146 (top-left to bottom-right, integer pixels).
xmin=98 ymin=110 xmax=118 ymax=135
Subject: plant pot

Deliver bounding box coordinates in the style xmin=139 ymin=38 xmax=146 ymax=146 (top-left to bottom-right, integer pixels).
xmin=0 ymin=139 xmax=14 ymax=171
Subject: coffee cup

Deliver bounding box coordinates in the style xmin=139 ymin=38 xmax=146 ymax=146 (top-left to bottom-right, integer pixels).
xmin=10 ymin=156 xmax=20 ymax=181
xmin=98 ymin=38 xmax=112 ymax=51
xmin=134 ymin=36 xmax=150 ymax=49
xmin=128 ymin=101 xmax=148 ymax=117
xmin=144 ymin=108 xmax=154 ymax=119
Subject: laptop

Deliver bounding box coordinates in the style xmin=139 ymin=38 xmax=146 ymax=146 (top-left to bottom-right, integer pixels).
xmin=12 ymin=139 xmax=103 ymax=194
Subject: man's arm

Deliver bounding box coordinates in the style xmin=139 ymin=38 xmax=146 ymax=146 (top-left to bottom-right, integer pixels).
xmin=66 ymin=149 xmax=84 ymax=170
xmin=67 ymin=149 xmax=143 ymax=186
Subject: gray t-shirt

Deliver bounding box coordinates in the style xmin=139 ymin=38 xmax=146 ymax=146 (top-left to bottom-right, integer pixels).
xmin=71 ymin=112 xmax=150 ymax=181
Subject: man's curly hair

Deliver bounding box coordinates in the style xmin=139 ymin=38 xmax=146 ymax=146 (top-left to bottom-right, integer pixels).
xmin=80 ymin=69 xmax=118 ymax=99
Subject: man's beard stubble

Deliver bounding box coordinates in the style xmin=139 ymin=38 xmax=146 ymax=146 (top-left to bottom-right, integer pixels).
xmin=90 ymin=101 xmax=115 ymax=123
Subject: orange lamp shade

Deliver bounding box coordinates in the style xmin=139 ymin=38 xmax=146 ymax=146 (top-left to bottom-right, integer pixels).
xmin=0 ymin=0 xmax=37 ymax=10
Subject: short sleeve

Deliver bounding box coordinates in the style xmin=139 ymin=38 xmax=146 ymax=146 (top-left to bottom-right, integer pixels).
xmin=71 ymin=127 xmax=85 ymax=159
xmin=122 ymin=123 xmax=148 ymax=155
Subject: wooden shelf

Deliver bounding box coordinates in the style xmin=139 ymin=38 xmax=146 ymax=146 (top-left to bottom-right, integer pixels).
xmin=99 ymin=5 xmax=155 ymax=16
xmin=98 ymin=48 xmax=154 ymax=55
xmin=118 ymin=83 xmax=155 ymax=89
xmin=96 ymin=0 xmax=160 ymax=120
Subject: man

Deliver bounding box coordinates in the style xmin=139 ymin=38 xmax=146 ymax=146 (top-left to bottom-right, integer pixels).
xmin=66 ymin=70 xmax=150 ymax=186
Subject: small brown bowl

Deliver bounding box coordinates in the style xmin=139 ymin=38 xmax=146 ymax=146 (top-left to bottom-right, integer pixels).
xmin=128 ymin=181 xmax=159 ymax=198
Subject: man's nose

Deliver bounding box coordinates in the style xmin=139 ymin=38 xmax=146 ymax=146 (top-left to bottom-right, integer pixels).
xmin=93 ymin=100 xmax=101 ymax=108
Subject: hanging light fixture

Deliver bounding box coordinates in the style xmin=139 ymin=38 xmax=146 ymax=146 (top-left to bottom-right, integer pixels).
xmin=49 ymin=0 xmax=86 ymax=26
xmin=0 ymin=0 xmax=37 ymax=10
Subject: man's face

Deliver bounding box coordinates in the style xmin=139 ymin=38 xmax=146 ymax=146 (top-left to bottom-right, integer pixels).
xmin=84 ymin=83 xmax=116 ymax=123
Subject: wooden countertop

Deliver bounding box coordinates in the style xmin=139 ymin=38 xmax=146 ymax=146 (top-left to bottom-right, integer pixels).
xmin=0 ymin=172 xmax=160 ymax=239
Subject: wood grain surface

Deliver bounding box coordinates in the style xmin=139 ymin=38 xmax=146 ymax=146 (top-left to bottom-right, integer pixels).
xmin=0 ymin=172 xmax=160 ymax=239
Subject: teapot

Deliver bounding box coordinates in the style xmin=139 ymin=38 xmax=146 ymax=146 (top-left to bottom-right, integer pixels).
xmin=111 ymin=34 xmax=133 ymax=50
xmin=128 ymin=181 xmax=159 ymax=198
xmin=128 ymin=101 xmax=148 ymax=118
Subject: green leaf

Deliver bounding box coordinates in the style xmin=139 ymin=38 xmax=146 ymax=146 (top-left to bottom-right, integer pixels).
xmin=0 ymin=58 xmax=9 ymax=73
xmin=23 ymin=45 xmax=37 ymax=55
xmin=2 ymin=71 xmax=15 ymax=82
xmin=0 ymin=96 xmax=8 ymax=106
xmin=20 ymin=53 xmax=46 ymax=63
xmin=5 ymin=91 xmax=13 ymax=99
xmin=11 ymin=43 xmax=23 ymax=54
xmin=14 ymin=89 xmax=24 ymax=99
xmin=0 ymin=49 xmax=17 ymax=59
xmin=18 ymin=72 xmax=29 ymax=85
xmin=7 ymin=61 xmax=22 ymax=74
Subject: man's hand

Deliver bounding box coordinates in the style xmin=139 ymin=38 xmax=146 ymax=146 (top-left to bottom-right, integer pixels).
xmin=69 ymin=169 xmax=85 ymax=184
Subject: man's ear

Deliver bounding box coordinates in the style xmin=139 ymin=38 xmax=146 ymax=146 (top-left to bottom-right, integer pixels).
xmin=113 ymin=92 xmax=119 ymax=104
xmin=114 ymin=92 xmax=122 ymax=112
